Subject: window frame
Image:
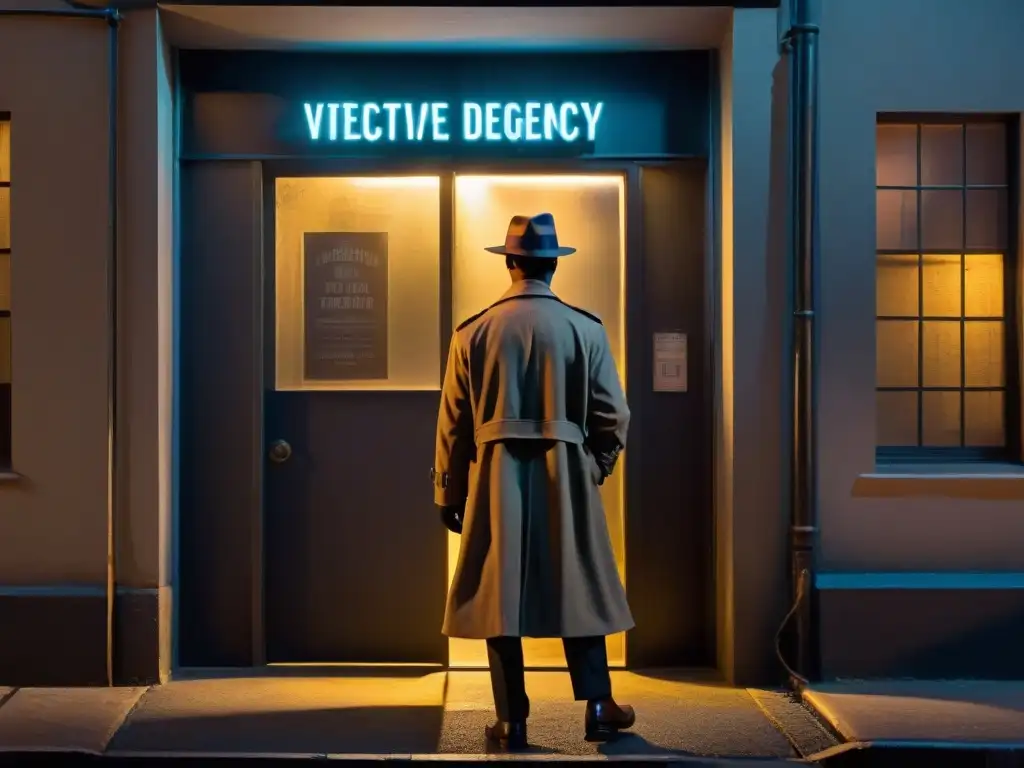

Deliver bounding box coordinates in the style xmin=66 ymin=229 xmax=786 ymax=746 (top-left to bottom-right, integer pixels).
xmin=0 ymin=111 xmax=10 ymax=471
xmin=875 ymin=112 xmax=1021 ymax=465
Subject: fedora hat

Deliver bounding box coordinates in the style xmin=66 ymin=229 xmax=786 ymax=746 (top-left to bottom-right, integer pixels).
xmin=484 ymin=213 xmax=577 ymax=258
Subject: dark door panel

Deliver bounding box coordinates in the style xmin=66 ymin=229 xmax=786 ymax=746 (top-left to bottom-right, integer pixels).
xmin=178 ymin=161 xmax=264 ymax=666
xmin=264 ymin=378 xmax=447 ymax=663
xmin=625 ymin=162 xmax=713 ymax=667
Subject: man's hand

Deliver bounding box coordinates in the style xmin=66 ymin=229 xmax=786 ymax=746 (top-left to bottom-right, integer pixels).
xmin=586 ymin=437 xmax=622 ymax=486
xmin=439 ymin=504 xmax=464 ymax=535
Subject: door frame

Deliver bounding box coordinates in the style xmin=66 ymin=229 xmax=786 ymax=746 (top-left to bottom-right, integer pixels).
xmin=254 ymin=158 xmax=714 ymax=667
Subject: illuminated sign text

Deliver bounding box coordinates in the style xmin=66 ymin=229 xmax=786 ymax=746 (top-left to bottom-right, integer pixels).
xmin=302 ymin=101 xmax=604 ymax=144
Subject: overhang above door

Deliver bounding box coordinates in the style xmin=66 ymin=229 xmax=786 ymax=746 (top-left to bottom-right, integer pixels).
xmin=157 ymin=4 xmax=747 ymax=52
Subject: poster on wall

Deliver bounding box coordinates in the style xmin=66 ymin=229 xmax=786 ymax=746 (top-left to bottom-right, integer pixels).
xmin=652 ymin=331 xmax=687 ymax=393
xmin=303 ymin=231 xmax=389 ymax=381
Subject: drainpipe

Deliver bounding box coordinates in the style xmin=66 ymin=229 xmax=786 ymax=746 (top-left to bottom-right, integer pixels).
xmin=0 ymin=5 xmax=122 ymax=687
xmin=781 ymin=0 xmax=820 ymax=687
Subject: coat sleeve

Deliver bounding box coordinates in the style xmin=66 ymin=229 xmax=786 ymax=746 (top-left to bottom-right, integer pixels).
xmin=586 ymin=329 xmax=630 ymax=478
xmin=433 ymin=333 xmax=475 ymax=507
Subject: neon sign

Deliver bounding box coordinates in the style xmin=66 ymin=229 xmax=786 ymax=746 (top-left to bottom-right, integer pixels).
xmin=302 ymin=101 xmax=604 ymax=144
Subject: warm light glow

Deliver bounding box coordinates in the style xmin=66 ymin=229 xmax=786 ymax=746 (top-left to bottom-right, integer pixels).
xmin=457 ymin=174 xmax=622 ymax=190
xmin=273 ymin=176 xmax=442 ymax=391
xmin=274 ymin=172 xmax=629 ymax=668
xmin=448 ymin=174 xmax=627 ymax=670
xmin=276 ymin=384 xmax=441 ymax=393
xmin=345 ymin=176 xmax=440 ymax=188
xmin=269 ymin=662 xmax=444 ymax=668
xmin=876 ymin=253 xmax=1006 ymax=318
xmin=875 ymin=251 xmax=1007 ymax=447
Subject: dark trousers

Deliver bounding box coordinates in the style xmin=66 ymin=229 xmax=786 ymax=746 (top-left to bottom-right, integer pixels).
xmin=486 ymin=636 xmax=613 ymax=722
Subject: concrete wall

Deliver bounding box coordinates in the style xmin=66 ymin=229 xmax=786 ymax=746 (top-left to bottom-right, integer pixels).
xmin=0 ymin=3 xmax=110 ymax=587
xmin=816 ymin=0 xmax=1024 ymax=678
xmin=0 ymin=2 xmax=174 ymax=685
xmin=818 ymin=0 xmax=1024 ymax=572
xmin=715 ymin=7 xmax=790 ymax=686
xmin=117 ymin=7 xmax=176 ymax=683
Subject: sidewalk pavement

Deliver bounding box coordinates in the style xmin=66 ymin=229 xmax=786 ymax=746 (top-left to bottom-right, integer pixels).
xmin=800 ymin=679 xmax=1024 ymax=766
xmin=0 ymin=670 xmax=831 ymax=765
xmin=0 ymin=671 xmax=1023 ymax=766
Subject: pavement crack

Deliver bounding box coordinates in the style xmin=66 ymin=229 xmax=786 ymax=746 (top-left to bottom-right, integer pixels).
xmin=745 ymin=688 xmax=838 ymax=760
xmin=101 ymin=686 xmax=151 ymax=755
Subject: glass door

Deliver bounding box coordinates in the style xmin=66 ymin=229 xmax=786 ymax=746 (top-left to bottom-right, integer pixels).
xmin=273 ymin=175 xmax=442 ymax=391
xmin=265 ymin=175 xmax=447 ymax=663
xmin=263 ymin=171 xmax=627 ymax=666
xmin=450 ymin=173 xmax=628 ymax=668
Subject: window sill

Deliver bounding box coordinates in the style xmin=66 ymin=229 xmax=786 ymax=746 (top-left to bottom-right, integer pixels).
xmin=854 ymin=463 xmax=1024 ymax=499
xmin=0 ymin=471 xmax=23 ymax=485
xmin=817 ymin=571 xmax=1024 ymax=590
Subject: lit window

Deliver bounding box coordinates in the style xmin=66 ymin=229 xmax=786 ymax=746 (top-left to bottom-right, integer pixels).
xmin=875 ymin=119 xmax=1016 ymax=459
xmin=0 ymin=114 xmax=9 ymax=469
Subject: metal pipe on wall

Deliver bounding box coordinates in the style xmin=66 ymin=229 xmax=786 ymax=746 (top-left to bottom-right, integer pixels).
xmin=0 ymin=4 xmax=122 ymax=687
xmin=783 ymin=0 xmax=820 ymax=685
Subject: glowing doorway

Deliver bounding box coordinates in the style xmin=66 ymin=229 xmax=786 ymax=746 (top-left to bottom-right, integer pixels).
xmin=449 ymin=174 xmax=627 ymax=669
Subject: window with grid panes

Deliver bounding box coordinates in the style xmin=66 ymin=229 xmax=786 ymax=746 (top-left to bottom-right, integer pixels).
xmin=875 ymin=119 xmax=1017 ymax=460
xmin=0 ymin=115 xmax=9 ymax=469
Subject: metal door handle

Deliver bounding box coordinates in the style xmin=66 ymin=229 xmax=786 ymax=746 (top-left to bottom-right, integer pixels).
xmin=268 ymin=439 xmax=292 ymax=464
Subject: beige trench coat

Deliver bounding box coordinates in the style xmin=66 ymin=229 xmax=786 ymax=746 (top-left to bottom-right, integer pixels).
xmin=433 ymin=279 xmax=634 ymax=640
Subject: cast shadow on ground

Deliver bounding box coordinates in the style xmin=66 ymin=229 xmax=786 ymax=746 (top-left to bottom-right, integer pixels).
xmin=174 ymin=666 xmax=445 ymax=680
xmin=109 ymin=706 xmax=446 ymax=754
xmin=597 ymin=732 xmax=703 ymax=757
xmin=109 ymin=703 xmax=775 ymax=759
xmin=109 ymin=706 xmax=684 ymax=757
xmin=482 ymin=733 xmax=703 ymax=757
xmin=485 ymin=741 xmax=558 ymax=755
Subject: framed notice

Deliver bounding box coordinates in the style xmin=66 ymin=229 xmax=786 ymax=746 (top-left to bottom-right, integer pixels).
xmin=303 ymin=231 xmax=389 ymax=381
xmin=653 ymin=332 xmax=687 ymax=393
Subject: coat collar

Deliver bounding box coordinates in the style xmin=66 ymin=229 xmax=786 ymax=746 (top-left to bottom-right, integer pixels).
xmin=498 ymin=279 xmax=557 ymax=302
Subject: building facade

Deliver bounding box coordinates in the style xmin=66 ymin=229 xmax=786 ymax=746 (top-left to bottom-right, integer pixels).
xmin=0 ymin=0 xmax=1021 ymax=688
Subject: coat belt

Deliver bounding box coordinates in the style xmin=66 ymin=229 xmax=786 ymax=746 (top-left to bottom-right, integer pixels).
xmin=475 ymin=419 xmax=586 ymax=445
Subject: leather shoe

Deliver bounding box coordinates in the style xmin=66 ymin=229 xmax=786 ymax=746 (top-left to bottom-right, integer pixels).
xmin=584 ymin=698 xmax=636 ymax=742
xmin=485 ymin=720 xmax=528 ymax=751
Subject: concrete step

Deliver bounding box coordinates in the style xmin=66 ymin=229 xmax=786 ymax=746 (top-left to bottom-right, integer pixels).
xmin=811 ymin=743 xmax=1024 ymax=768
xmin=800 ymin=680 xmax=1024 ymax=768
xmin=801 ymin=680 xmax=1024 ymax=747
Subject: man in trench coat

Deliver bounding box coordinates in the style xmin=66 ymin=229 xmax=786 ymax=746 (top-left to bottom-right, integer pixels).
xmin=432 ymin=213 xmax=636 ymax=750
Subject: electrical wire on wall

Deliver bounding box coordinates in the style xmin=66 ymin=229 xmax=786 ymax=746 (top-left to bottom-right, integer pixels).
xmin=774 ymin=568 xmax=811 ymax=688
xmin=0 ymin=2 xmax=122 ymax=686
